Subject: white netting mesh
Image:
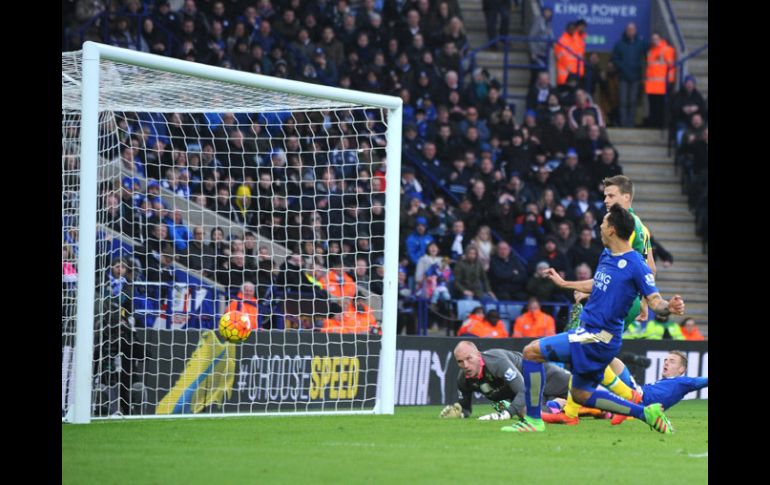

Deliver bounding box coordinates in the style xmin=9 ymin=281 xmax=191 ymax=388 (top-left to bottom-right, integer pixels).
xmin=62 ymin=53 xmax=359 ymax=113
xmin=62 ymin=49 xmax=392 ymax=419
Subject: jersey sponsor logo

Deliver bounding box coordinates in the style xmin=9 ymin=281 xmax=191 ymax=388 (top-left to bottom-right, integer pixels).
xmin=594 ymin=270 xmax=612 ymax=291
xmin=504 ymin=367 xmax=517 ymax=381
xmin=618 ymin=260 xmax=627 ymax=269
xmin=645 ymin=273 xmax=655 ymax=286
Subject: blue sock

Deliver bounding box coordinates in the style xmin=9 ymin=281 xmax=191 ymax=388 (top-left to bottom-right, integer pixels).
xmin=522 ymin=360 xmax=545 ymax=419
xmin=585 ymin=389 xmax=646 ymax=420
xmin=617 ymin=366 xmax=634 ymax=388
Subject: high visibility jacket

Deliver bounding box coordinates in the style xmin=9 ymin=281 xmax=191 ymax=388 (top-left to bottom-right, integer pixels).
xmin=319 ymin=269 xmax=356 ymax=298
xmin=572 ymin=30 xmax=586 ymax=77
xmin=512 ymin=310 xmax=555 ymax=338
xmin=555 ymin=32 xmax=579 ymax=85
xmin=457 ymin=313 xmax=509 ymax=338
xmin=624 ymin=319 xmax=685 ymax=340
xmin=681 ymin=324 xmax=705 ymax=341
xmin=321 ymin=302 xmax=379 ymax=334
xmin=227 ymin=292 xmax=259 ymax=330
xmin=645 ymin=39 xmax=676 ymax=94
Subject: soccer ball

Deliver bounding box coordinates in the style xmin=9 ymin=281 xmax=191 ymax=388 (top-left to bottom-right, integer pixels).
xmin=218 ymin=311 xmax=253 ymax=343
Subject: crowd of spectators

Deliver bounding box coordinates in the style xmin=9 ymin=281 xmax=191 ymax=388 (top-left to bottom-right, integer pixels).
xmin=62 ymin=0 xmax=706 ymax=337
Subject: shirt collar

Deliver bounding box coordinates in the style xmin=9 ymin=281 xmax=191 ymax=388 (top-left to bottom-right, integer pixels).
xmin=475 ymin=356 xmax=486 ymax=380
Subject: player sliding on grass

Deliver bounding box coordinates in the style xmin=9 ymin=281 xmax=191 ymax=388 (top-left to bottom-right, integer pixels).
xmin=610 ymin=350 xmax=708 ymax=425
xmin=501 ymin=204 xmax=685 ymax=434
xmin=439 ymin=341 xmax=574 ymax=420
xmin=543 ymin=350 xmax=708 ymax=425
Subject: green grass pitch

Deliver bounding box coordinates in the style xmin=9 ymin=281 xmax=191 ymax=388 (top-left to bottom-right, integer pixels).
xmin=63 ymin=400 xmax=707 ymax=484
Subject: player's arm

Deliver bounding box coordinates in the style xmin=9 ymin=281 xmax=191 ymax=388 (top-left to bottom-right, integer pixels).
xmin=440 ymin=378 xmax=472 ymax=418
xmin=479 ymin=360 xmax=524 ymax=420
xmin=543 ymin=268 xmax=593 ymax=293
xmin=635 ymin=258 xmax=684 ymax=316
xmin=645 ymin=292 xmax=685 ymax=317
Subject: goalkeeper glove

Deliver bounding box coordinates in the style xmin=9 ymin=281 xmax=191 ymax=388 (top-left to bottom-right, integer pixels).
xmin=439 ymin=403 xmax=464 ymax=418
xmin=478 ymin=410 xmax=511 ymax=420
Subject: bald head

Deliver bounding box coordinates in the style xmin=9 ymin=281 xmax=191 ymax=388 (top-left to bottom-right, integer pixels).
xmin=454 ymin=340 xmax=482 ymax=377
xmin=454 ymin=340 xmax=479 ymax=355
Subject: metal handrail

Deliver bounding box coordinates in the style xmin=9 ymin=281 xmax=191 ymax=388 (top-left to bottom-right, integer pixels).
xmin=664 ymin=42 xmax=707 ymax=152
xmin=462 ymin=34 xmax=589 ymax=102
xmin=401 ymin=150 xmax=528 ymax=266
xmin=415 ymin=297 xmax=573 ymax=335
xmin=677 ymin=42 xmax=708 ymax=70
xmin=662 ymin=0 xmax=687 ymax=53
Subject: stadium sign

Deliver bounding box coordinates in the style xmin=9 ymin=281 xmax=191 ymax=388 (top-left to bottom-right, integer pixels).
xmin=543 ymin=0 xmax=653 ymax=52
xmin=135 ymin=330 xmax=380 ymax=414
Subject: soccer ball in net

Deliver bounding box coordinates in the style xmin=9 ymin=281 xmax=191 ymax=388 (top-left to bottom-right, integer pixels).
xmin=218 ymin=311 xmax=253 ymax=343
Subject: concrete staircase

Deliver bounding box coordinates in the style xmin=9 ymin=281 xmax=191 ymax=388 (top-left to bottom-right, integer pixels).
xmin=609 ymin=128 xmax=708 ymax=333
xmin=671 ymin=0 xmax=708 ymax=98
xmin=459 ymin=2 xmax=531 ymax=119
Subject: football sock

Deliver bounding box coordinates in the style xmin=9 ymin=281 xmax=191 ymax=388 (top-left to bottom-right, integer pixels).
xmin=523 ymin=360 xmax=545 ymax=420
xmin=601 ymin=366 xmax=634 ymax=401
xmin=564 ymin=377 xmax=582 ymax=419
xmin=584 ymin=389 xmax=645 ymax=419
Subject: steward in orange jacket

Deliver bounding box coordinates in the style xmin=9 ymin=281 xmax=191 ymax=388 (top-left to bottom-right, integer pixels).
xmin=226 ymin=283 xmax=259 ymax=330
xmin=323 ymin=269 xmax=356 ymax=298
xmin=680 ymin=318 xmax=705 ymax=341
xmin=457 ymin=307 xmax=509 ymax=338
xmin=645 ymin=36 xmax=676 ymax=95
xmin=321 ymin=298 xmax=380 ymax=334
xmin=555 ymin=23 xmax=578 ymax=85
xmin=512 ymin=299 xmax=555 ymax=338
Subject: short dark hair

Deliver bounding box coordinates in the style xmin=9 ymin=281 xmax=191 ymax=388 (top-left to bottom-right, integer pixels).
xmin=606 ymin=204 xmax=635 ymax=240
xmin=603 ymin=175 xmax=634 ymax=197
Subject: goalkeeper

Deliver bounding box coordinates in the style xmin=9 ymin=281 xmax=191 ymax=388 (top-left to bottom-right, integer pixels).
xmin=440 ymin=341 xmax=572 ymax=420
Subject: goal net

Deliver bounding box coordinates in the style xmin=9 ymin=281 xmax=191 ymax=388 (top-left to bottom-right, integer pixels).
xmin=62 ymin=43 xmax=401 ymax=422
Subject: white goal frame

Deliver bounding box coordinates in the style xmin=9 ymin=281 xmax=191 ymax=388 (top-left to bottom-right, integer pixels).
xmin=68 ymin=41 xmax=402 ymax=423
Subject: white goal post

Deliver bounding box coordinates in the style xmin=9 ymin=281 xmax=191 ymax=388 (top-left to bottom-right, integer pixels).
xmin=63 ymin=42 xmax=402 ymax=423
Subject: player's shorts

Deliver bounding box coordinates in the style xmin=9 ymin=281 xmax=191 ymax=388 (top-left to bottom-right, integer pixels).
xmin=641 ymin=376 xmax=709 ymax=409
xmin=623 ymin=296 xmax=641 ymax=330
xmin=538 ymin=328 xmax=622 ymax=390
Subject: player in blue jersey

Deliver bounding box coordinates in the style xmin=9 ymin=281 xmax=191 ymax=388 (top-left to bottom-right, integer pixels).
xmin=610 ymin=350 xmax=708 ymax=425
xmin=501 ymin=204 xmax=685 ymax=434
xmin=543 ymin=350 xmax=708 ymax=425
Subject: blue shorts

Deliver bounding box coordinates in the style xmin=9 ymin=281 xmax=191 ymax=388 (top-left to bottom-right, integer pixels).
xmin=538 ymin=328 xmax=622 ymax=390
